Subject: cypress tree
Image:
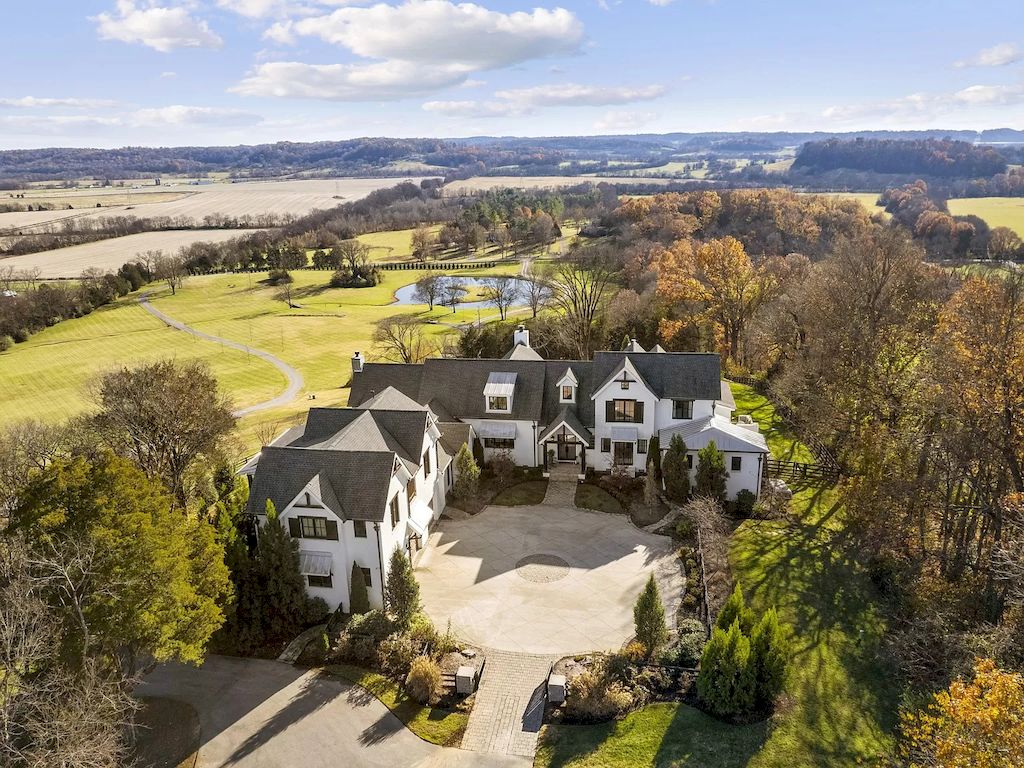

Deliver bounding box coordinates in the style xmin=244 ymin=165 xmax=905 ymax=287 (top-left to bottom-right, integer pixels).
xmin=453 ymin=443 xmax=480 ymax=500
xmin=662 ymin=434 xmax=691 ymax=502
xmin=384 ymin=548 xmax=420 ymax=629
xmin=349 ymin=562 xmax=370 ymax=615
xmin=697 ymin=620 xmax=755 ymax=717
xmin=750 ymin=606 xmax=789 ymax=708
xmin=716 ymin=581 xmax=755 ymax=634
xmin=695 ymin=440 xmax=728 ymax=501
xmin=633 ymin=574 xmax=668 ymax=658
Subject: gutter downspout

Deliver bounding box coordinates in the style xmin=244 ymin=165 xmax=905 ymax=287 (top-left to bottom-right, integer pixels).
xmin=373 ymin=521 xmax=386 ymax=610
xmin=756 ymin=453 xmax=764 ymax=498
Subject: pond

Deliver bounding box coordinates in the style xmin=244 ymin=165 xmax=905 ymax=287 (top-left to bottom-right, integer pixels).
xmin=392 ymin=276 xmax=529 ymax=310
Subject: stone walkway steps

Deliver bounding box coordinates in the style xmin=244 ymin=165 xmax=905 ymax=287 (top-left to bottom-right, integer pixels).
xmin=543 ymin=464 xmax=578 ymax=507
xmin=461 ymin=650 xmax=556 ymax=757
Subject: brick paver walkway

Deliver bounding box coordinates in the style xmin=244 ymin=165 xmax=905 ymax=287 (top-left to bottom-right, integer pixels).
xmin=461 ymin=650 xmax=557 ymax=757
xmin=542 ymin=463 xmax=578 ymax=507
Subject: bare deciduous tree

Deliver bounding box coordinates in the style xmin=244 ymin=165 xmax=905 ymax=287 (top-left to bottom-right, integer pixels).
xmin=372 ymin=315 xmax=432 ymax=363
xmin=440 ymin=277 xmax=467 ymax=313
xmin=412 ymin=275 xmax=443 ymax=310
xmin=523 ymin=275 xmax=553 ymax=318
xmin=550 ymin=253 xmax=613 ymax=359
xmin=480 ymin=276 xmax=521 ymax=321
xmin=153 ymin=252 xmax=186 ymax=295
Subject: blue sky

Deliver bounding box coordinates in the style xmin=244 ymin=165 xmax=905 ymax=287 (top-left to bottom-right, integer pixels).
xmin=2 ymin=0 xmax=1024 ymax=148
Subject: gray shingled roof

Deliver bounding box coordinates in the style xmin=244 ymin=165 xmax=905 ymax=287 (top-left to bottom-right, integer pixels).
xmin=505 ymin=344 xmax=544 ymax=361
xmin=438 ymin=422 xmax=472 ymax=458
xmin=349 ymin=363 xmax=423 ymax=407
xmin=248 ymin=447 xmax=397 ymax=521
xmin=592 ymin=352 xmax=721 ymax=401
xmin=719 ymin=381 xmax=736 ymax=410
xmin=537 ymin=406 xmax=595 ymax=447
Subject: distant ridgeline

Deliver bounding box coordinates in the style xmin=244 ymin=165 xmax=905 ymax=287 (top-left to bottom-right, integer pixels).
xmin=793 ymin=137 xmax=1008 ymax=178
xmin=2 ymin=129 xmax=1023 ymax=185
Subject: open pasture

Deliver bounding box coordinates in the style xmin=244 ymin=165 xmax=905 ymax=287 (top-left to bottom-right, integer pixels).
xmin=948 ymin=196 xmax=1024 ymax=236
xmin=443 ymin=175 xmax=679 ymax=194
xmin=0 ymin=229 xmax=260 ymax=278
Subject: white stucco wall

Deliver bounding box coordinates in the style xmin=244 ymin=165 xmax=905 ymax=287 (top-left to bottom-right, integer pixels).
xmin=461 ymin=418 xmax=538 ymax=467
xmin=681 ymin=450 xmax=764 ymax=500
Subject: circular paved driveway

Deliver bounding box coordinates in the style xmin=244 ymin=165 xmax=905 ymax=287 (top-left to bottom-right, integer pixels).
xmin=416 ymin=502 xmax=684 ymax=655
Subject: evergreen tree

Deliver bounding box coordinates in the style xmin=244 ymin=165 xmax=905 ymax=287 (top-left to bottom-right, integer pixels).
xmin=384 ymin=548 xmax=420 ymax=629
xmin=716 ymin=581 xmax=755 ymax=634
xmin=662 ymin=434 xmax=691 ymax=502
xmin=349 ymin=562 xmax=370 ymax=615
xmin=633 ymin=574 xmax=668 ymax=658
xmin=695 ymin=441 xmax=728 ymax=501
xmin=697 ymin=620 xmax=756 ymax=717
xmin=452 ymin=443 xmax=480 ymax=500
xmin=750 ymin=607 xmax=788 ymax=708
xmin=644 ymin=460 xmax=660 ymax=508
xmin=648 ymin=435 xmax=661 ymax=479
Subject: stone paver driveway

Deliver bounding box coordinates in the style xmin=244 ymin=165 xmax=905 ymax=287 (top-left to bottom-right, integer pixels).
xmin=417 ymin=503 xmax=683 ymax=655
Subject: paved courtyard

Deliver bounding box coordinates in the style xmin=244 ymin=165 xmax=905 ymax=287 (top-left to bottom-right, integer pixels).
xmin=417 ymin=495 xmax=684 ymax=655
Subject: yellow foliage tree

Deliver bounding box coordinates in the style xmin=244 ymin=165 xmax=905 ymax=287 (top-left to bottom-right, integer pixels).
xmin=900 ymin=658 xmax=1024 ymax=768
xmin=656 ymin=235 xmax=778 ymax=361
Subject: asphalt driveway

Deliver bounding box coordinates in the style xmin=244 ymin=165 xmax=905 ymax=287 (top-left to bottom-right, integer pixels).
xmin=417 ymin=503 xmax=684 ymax=654
xmin=137 ymin=655 xmax=528 ymax=768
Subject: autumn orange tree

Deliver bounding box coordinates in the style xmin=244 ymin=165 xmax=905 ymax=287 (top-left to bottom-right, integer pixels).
xmin=656 ymin=235 xmax=778 ymax=362
xmin=900 ymin=658 xmax=1024 ymax=768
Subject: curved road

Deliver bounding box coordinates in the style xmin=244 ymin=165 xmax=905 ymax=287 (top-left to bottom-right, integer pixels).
xmin=139 ymin=292 xmax=303 ymax=418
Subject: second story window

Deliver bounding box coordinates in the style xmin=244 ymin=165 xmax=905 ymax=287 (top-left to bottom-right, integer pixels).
xmin=672 ymin=399 xmax=694 ymax=419
xmin=353 ymin=520 xmax=367 ymax=538
xmin=423 ymin=448 xmax=431 ymax=476
xmin=407 ymin=476 xmax=417 ymax=501
xmin=390 ymin=496 xmax=400 ymax=526
xmin=561 ymin=385 xmax=573 ymax=401
xmin=607 ymin=399 xmax=644 ymax=423
xmin=487 ymin=395 xmax=509 ymax=412
xmin=289 ymin=515 xmax=339 ymax=540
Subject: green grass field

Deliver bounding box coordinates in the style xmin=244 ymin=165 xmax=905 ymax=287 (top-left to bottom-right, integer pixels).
xmin=357 ymin=226 xmax=443 ymax=261
xmin=0 ymin=264 xmax=523 ymax=459
xmin=729 ymin=382 xmax=815 ymax=463
xmin=535 ymin=386 xmax=897 ymax=767
xmin=947 ymin=196 xmax=1024 ymax=236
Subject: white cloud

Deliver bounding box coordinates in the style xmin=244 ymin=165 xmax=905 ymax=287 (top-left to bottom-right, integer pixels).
xmin=594 ymin=110 xmax=657 ymax=131
xmin=216 ymin=0 xmax=362 ymax=18
xmin=238 ymin=1 xmax=585 ymax=101
xmin=0 ymin=115 xmax=124 ymax=136
xmin=422 ymin=100 xmax=526 ymax=118
xmin=287 ymin=1 xmax=583 ymax=69
xmin=94 ymin=1 xmax=223 ymax=52
xmin=955 ymin=43 xmax=1022 ymax=68
xmin=0 ymin=96 xmax=119 ymax=108
xmin=233 ymin=60 xmax=471 ymax=100
xmin=954 ymin=83 xmax=1024 ymax=105
xmin=160 ymin=71 xmax=177 ymax=78
xmin=459 ymin=79 xmax=487 ymax=89
xmin=821 ymin=82 xmax=1024 ymax=124
xmin=131 ymin=105 xmax=263 ymax=126
xmin=494 ymin=83 xmax=665 ymax=107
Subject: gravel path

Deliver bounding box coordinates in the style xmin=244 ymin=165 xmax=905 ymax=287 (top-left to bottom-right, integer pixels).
xmin=139 ymin=292 xmax=304 ymax=417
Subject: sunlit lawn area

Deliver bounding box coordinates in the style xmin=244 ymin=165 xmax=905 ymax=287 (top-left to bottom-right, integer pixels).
xmin=947 ymin=196 xmax=1024 ymax=237
xmin=537 ymin=387 xmax=898 ymax=767
xmin=326 ymin=663 xmax=469 ymax=747
xmin=492 ymin=480 xmax=549 ymax=505
xmin=729 ymin=382 xmax=816 ymax=463
xmin=573 ymin=483 xmax=623 ymax=514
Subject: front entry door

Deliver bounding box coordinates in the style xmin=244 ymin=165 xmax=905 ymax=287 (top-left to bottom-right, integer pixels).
xmin=557 ymin=441 xmax=577 ymax=461
xmin=613 ymin=441 xmax=634 ymax=466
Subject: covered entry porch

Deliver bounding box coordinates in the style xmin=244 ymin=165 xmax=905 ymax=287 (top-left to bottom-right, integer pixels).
xmin=538 ymin=409 xmax=593 ymax=477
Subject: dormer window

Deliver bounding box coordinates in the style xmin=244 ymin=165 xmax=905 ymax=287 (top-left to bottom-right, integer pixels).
xmin=556 ymin=367 xmax=578 ymax=404
xmin=484 ymin=372 xmax=516 ymax=413
xmin=560 ymin=385 xmax=574 ymax=402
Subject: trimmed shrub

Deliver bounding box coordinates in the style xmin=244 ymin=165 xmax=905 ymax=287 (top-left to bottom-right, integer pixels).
xmin=716 ymin=582 xmax=755 ymax=634
xmin=734 ymin=489 xmax=757 ymax=517
xmin=750 ymin=607 xmax=789 ymax=708
xmin=384 ymin=548 xmax=420 ymax=629
xmin=405 ymin=656 xmax=443 ymax=705
xmin=407 ymin=612 xmax=439 ymax=649
xmin=675 ymin=516 xmax=697 ymax=541
xmin=347 ymin=608 xmax=395 ymax=642
xmin=488 ymin=450 xmax=517 ymax=489
xmin=452 ymin=444 xmax=480 ymax=500
xmin=677 ymin=617 xmax=706 ymax=635
xmin=565 ymin=658 xmax=635 ymax=723
xmin=696 ymin=621 xmax=756 ymax=718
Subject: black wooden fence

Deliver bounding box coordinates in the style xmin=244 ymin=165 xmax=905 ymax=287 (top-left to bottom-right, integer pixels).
xmin=765 ymin=458 xmax=839 ymax=483
xmin=375 ymin=260 xmax=500 ymax=271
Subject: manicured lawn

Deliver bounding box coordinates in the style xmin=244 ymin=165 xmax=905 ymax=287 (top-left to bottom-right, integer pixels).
xmin=536 ymin=702 xmax=767 ymax=768
xmin=728 ymin=382 xmax=816 ymax=463
xmin=492 ymin=480 xmax=549 ymax=505
xmin=948 ymin=196 xmax=1024 ymax=236
xmin=730 ymin=482 xmax=898 ymax=767
xmin=358 ymin=226 xmax=442 ymax=261
xmin=574 ymin=483 xmax=623 ymax=514
xmin=326 ymin=663 xmax=469 ymax=747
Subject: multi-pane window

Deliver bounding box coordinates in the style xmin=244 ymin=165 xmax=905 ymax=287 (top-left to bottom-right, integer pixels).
xmin=307 ymin=574 xmax=332 ymax=588
xmin=672 ymin=399 xmax=694 ymax=419
xmin=361 ymin=567 xmax=372 ymax=587
xmin=601 ymin=438 xmax=611 ymax=452
xmin=612 ymin=399 xmax=636 ymax=422
xmin=483 ymin=438 xmax=515 ymax=449
xmin=422 ymin=448 xmax=431 ymax=476
xmin=390 ymin=496 xmax=400 ymax=527
xmin=686 ymin=454 xmax=693 ymax=469
xmin=487 ymin=395 xmax=508 ymax=411
xmin=731 ymin=456 xmax=742 ymax=472
xmin=561 ymin=385 xmax=573 ymax=401
xmin=637 ymin=439 xmax=648 ymax=454
xmin=300 ymin=516 xmax=327 ymax=539
xmin=354 ymin=520 xmax=367 ymax=538
xmin=407 ymin=476 xmax=417 ymax=501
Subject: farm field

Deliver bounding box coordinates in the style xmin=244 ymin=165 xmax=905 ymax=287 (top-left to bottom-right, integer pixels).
xmin=2 ymin=189 xmax=190 ymax=210
xmin=0 ymin=177 xmax=428 ymax=232
xmin=0 ymin=228 xmax=260 ymax=278
xmin=798 ymin=191 xmax=887 ymax=216
xmin=358 ymin=225 xmax=443 ymax=261
xmin=0 ymin=263 xmax=523 ymax=458
xmin=947 ymin=196 xmax=1024 ymax=236
xmin=443 ymin=176 xmax=679 ymax=194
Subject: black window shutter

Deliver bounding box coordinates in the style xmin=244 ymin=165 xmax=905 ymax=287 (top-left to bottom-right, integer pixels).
xmin=635 ymin=401 xmax=645 ymax=423
xmin=325 ymin=520 xmax=339 ymax=540
xmin=288 ymin=518 xmax=301 ymax=538
xmin=605 ymin=401 xmax=614 ymax=421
